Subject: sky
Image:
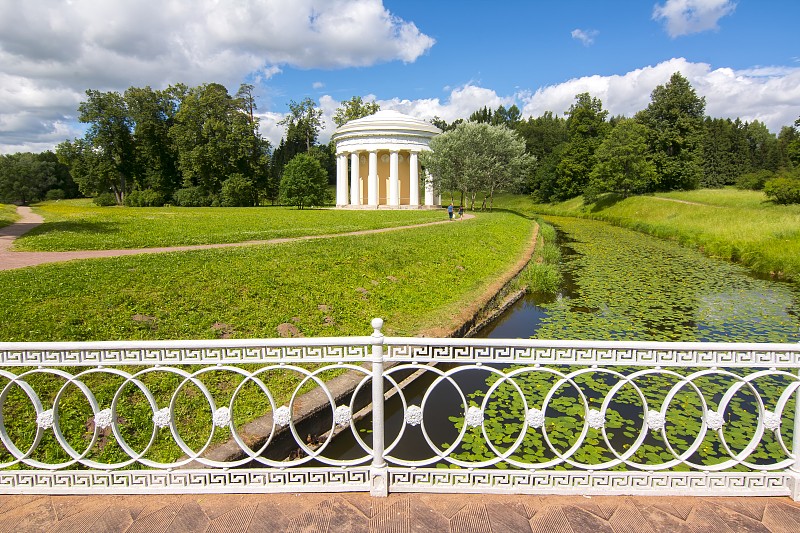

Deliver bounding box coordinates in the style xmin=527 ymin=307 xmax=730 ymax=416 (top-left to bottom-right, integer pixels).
xmin=1 ymin=0 xmax=799 ymax=154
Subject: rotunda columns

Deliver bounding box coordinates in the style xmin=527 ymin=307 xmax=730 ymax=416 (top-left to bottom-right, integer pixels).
xmin=424 ymin=169 xmax=435 ymax=207
xmin=368 ymin=151 xmax=378 ymax=206
xmin=336 ymin=153 xmax=348 ymax=206
xmin=389 ymin=151 xmax=400 ymax=207
xmin=409 ymin=151 xmax=419 ymax=207
xmin=350 ymin=152 xmax=361 ymax=205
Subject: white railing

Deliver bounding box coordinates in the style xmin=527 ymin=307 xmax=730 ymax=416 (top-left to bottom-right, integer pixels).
xmin=0 ymin=318 xmax=799 ymax=499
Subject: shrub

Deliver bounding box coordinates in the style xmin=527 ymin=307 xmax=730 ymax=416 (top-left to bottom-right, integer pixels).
xmin=763 ymin=175 xmax=800 ymax=204
xmin=124 ymin=189 xmax=166 ymax=207
xmin=93 ymin=192 xmax=117 ymax=206
xmin=220 ymin=174 xmax=256 ymax=207
xmin=279 ymin=153 xmax=329 ymax=209
xmin=736 ymin=169 xmax=774 ymax=191
xmin=173 ymin=187 xmax=212 ymax=207
xmin=44 ymin=189 xmax=65 ymax=201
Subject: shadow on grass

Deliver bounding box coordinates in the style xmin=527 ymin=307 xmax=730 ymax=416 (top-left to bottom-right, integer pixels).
xmin=21 ymin=220 xmax=121 ymax=239
xmin=588 ymin=193 xmax=624 ymax=213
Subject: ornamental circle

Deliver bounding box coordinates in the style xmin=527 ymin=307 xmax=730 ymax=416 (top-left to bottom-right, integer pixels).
xmin=465 ymin=406 xmax=484 ymax=428
xmin=273 ymin=406 xmax=291 ymax=427
xmin=94 ymin=408 xmax=114 ymax=429
xmin=405 ymin=405 xmax=423 ymax=427
xmin=526 ymin=408 xmax=545 ymax=429
xmin=37 ymin=409 xmax=55 ymax=430
xmin=705 ymin=410 xmax=725 ymax=431
xmin=152 ymin=407 xmax=171 ymax=429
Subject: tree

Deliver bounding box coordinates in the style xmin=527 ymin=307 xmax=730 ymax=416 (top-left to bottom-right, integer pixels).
xmin=420 ymin=122 xmax=531 ymax=209
xmin=636 ymin=72 xmax=705 ymax=191
xmin=585 ymin=120 xmax=656 ymax=201
xmin=279 ymin=153 xmax=329 ymax=209
xmin=75 ymin=90 xmax=136 ymax=204
xmin=550 ymin=93 xmax=609 ymax=201
xmin=515 ymin=112 xmax=568 ymax=198
xmin=332 ymin=96 xmax=380 ymax=127
xmin=0 ymin=153 xmax=59 ymax=205
xmin=280 ymin=98 xmax=323 ymax=152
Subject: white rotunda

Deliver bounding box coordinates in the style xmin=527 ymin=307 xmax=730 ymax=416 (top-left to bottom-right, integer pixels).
xmin=331 ymin=110 xmax=441 ymax=208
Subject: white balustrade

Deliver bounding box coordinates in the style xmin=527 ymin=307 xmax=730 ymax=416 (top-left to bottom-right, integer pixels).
xmin=0 ymin=321 xmax=798 ymax=499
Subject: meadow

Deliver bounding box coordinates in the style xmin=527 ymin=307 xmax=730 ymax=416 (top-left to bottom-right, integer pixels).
xmin=12 ymin=199 xmax=446 ymax=251
xmin=0 ymin=204 xmax=17 ymax=228
xmin=521 ymin=189 xmax=800 ymax=282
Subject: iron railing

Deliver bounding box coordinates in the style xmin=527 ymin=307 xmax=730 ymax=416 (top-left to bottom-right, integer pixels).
xmin=1 ymin=318 xmax=799 ymax=499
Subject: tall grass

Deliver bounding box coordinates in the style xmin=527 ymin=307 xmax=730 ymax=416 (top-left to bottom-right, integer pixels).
xmin=0 ymin=204 xmax=18 ymax=229
xmin=522 ymin=189 xmax=800 ymax=282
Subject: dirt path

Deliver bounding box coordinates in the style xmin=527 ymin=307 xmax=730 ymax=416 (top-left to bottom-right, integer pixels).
xmin=0 ymin=206 xmax=474 ymax=271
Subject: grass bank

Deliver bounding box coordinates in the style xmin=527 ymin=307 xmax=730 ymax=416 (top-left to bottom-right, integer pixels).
xmin=1 ymin=209 xmax=536 ymax=465
xmin=14 ymin=199 xmax=446 ymax=251
xmin=522 ymin=189 xmax=800 ymax=282
xmin=0 ymin=204 xmax=18 ymax=229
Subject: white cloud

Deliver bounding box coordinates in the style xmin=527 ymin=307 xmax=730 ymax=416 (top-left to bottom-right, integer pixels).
xmin=653 ymin=0 xmax=737 ymax=37
xmin=312 ymin=82 xmax=325 ymax=90
xmin=519 ymin=57 xmax=800 ymax=133
xmin=0 ymin=0 xmax=434 ymax=153
xmin=571 ymin=29 xmax=599 ymax=46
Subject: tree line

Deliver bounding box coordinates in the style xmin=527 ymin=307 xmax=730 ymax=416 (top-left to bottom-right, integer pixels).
xmin=430 ymin=72 xmax=800 ymax=204
xmin=2 ymin=72 xmax=800 ymax=207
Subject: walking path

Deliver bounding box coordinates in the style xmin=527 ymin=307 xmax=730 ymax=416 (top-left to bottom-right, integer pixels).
xmin=0 ymin=206 xmax=473 ymax=271
xmin=1 ymin=492 xmax=798 ymax=532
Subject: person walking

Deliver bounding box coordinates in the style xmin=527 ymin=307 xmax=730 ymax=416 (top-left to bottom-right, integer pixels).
xmin=458 ymin=205 xmax=464 ymax=220
xmin=447 ymin=203 xmax=454 ymax=220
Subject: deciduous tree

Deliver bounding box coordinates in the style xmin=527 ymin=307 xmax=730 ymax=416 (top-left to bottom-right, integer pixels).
xmin=332 ymin=96 xmax=380 ymax=127
xmin=279 ymin=153 xmax=329 ymax=209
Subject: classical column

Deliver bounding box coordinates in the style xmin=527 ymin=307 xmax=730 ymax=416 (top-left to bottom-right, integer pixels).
xmin=424 ymin=169 xmax=434 ymax=206
xmin=389 ymin=150 xmax=399 ymax=207
xmin=336 ymin=153 xmax=348 ymax=206
xmin=368 ymin=151 xmax=378 ymax=207
xmin=409 ymin=151 xmax=419 ymax=207
xmin=350 ymin=152 xmax=361 ymax=206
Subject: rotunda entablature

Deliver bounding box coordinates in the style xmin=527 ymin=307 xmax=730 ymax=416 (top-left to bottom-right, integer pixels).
xmin=331 ymin=110 xmax=441 ymax=155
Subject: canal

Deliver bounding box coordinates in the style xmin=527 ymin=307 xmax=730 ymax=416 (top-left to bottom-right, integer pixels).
xmin=325 ymin=215 xmax=800 ymax=462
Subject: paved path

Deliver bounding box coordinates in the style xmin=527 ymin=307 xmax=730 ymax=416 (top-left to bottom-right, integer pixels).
xmin=0 ymin=206 xmax=471 ymax=271
xmin=1 ymin=492 xmax=798 ymax=532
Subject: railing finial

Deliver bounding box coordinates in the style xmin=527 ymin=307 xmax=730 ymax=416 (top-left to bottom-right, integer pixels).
xmin=371 ymin=317 xmax=384 ymax=337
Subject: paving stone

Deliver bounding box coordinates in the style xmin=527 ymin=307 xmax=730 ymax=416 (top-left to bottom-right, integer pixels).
xmin=529 ymin=506 xmax=573 ymax=533
xmin=449 ymin=503 xmax=491 ymax=533
xmin=562 ymin=505 xmax=615 ymax=533
xmin=486 ymin=501 xmax=534 ymax=533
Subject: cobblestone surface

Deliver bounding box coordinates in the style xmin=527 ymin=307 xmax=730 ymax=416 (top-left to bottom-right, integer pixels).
xmin=0 ymin=493 xmax=798 ymax=532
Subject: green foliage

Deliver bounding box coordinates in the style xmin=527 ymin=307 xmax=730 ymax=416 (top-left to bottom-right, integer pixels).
xmin=0 ymin=203 xmax=18 ymax=229
xmin=173 ymin=186 xmax=212 ymax=207
xmin=92 ymin=192 xmax=117 ymax=206
xmin=736 ymin=169 xmax=774 ymax=191
xmin=332 ymin=96 xmax=380 ymax=127
xmin=636 ymin=72 xmax=705 ymax=191
xmin=420 ymin=122 xmax=531 ymax=209
xmin=124 ymin=189 xmax=166 ymax=207
xmin=763 ymin=172 xmax=800 ymax=204
xmin=586 ymin=120 xmax=655 ymax=201
xmin=0 ymin=151 xmax=73 ymax=205
xmin=44 ymin=189 xmax=66 ymax=201
xmin=279 ymin=153 xmax=329 ymax=209
xmin=702 ymin=118 xmax=750 ymax=187
xmin=280 ymin=97 xmax=323 ymax=152
xmin=220 ymin=174 xmax=257 ymax=207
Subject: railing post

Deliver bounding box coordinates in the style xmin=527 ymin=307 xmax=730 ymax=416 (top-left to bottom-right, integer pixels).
xmin=369 ymin=318 xmax=388 ymax=496
xmin=791 ymin=338 xmax=800 ymax=500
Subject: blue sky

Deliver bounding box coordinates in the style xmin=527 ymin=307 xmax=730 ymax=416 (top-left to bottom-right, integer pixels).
xmin=1 ymin=0 xmax=799 ymax=153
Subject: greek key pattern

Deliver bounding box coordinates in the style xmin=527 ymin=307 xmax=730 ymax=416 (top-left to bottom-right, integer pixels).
xmin=384 ymin=341 xmax=800 ymax=368
xmin=0 ymin=469 xmax=370 ymax=494
xmin=0 ymin=340 xmax=373 ymax=367
xmin=388 ymin=470 xmax=792 ymax=496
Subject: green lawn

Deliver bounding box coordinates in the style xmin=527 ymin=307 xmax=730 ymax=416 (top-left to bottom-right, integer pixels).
xmin=14 ymin=199 xmax=447 ymax=251
xmin=0 ymin=203 xmax=18 ymax=229
xmin=519 ymin=189 xmax=800 ymax=282
xmin=1 ymin=207 xmax=536 ymax=466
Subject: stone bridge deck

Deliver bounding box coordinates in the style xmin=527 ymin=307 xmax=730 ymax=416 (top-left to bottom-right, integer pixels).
xmin=1 ymin=492 xmax=799 ymax=532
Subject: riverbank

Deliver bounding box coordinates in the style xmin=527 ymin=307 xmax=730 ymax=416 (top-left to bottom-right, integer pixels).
xmin=508 ymin=189 xmax=800 ymax=283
